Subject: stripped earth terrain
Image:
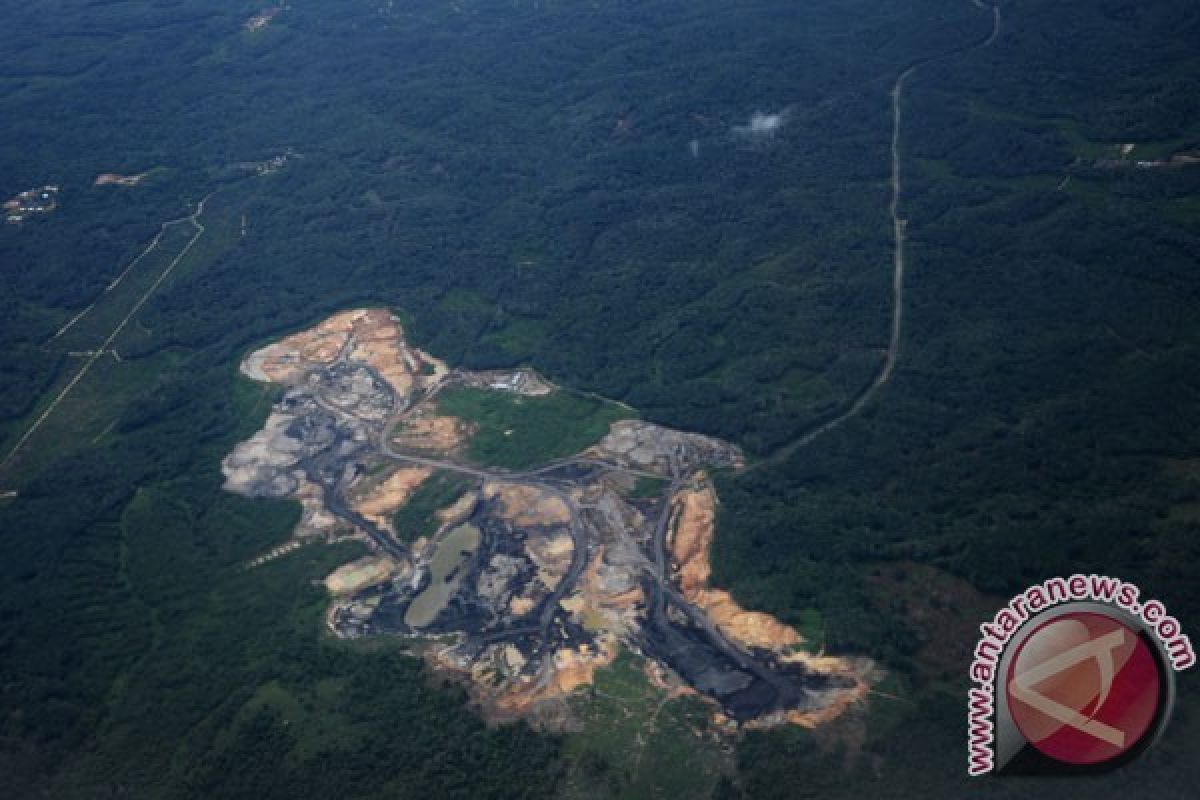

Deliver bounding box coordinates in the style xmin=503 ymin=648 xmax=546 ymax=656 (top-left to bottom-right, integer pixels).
xmin=223 ymin=308 xmax=871 ymax=731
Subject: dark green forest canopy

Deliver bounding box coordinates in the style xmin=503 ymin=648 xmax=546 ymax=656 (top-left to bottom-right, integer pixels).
xmin=1 ymin=0 xmax=1199 ymax=797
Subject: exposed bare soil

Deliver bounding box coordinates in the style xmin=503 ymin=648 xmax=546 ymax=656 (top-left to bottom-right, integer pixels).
xmin=94 ymin=172 xmax=148 ymax=187
xmin=223 ymin=308 xmax=870 ymax=734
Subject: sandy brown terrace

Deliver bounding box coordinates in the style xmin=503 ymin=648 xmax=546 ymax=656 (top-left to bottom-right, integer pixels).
xmin=222 ymin=308 xmax=871 ymax=730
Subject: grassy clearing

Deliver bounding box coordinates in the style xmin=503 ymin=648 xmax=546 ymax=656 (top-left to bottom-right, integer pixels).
xmin=0 ymin=197 xmax=241 ymax=487
xmin=561 ymin=649 xmax=729 ymax=800
xmin=482 ymin=317 xmax=548 ymax=357
xmin=233 ymin=677 xmax=369 ymax=761
xmin=0 ymin=347 xmax=189 ymax=483
xmin=437 ymin=387 xmax=632 ymax=469
xmin=44 ymin=219 xmax=200 ymax=357
xmin=391 ymin=471 xmax=474 ymax=543
xmin=628 ymin=475 xmax=669 ymax=499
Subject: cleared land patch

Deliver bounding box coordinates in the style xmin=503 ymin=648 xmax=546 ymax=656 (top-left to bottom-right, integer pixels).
xmin=222 ymin=308 xmax=870 ymax=736
xmin=436 ymin=387 xmax=633 ymax=470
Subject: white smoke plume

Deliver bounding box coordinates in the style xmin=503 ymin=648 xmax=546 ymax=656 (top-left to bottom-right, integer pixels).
xmin=732 ymin=110 xmax=788 ymax=139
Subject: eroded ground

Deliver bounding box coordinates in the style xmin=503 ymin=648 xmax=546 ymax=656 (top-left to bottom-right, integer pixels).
xmin=94 ymin=172 xmax=148 ymax=186
xmin=223 ymin=308 xmax=870 ymax=731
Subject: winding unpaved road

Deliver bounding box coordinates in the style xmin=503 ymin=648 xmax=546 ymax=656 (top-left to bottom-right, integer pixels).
xmin=1 ymin=194 xmax=214 ymax=471
xmin=308 ymin=354 xmax=663 ymax=646
xmin=329 ymin=357 xmax=775 ymax=686
xmin=757 ymin=3 xmax=1001 ymax=469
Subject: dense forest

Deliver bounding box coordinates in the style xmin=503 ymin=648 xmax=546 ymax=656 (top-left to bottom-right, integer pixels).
xmin=1 ymin=0 xmax=1198 ymax=797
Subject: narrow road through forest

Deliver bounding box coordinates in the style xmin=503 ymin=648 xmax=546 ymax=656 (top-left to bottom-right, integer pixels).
xmin=756 ymin=2 xmax=1001 ymax=470
xmin=1 ymin=194 xmax=214 ymax=471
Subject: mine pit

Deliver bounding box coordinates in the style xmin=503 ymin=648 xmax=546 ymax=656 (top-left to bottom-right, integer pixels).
xmin=405 ymin=523 xmax=482 ymax=629
xmin=223 ymin=308 xmax=869 ymax=732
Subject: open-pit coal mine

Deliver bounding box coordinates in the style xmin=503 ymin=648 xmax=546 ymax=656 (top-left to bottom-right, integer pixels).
xmin=222 ymin=308 xmax=870 ymax=730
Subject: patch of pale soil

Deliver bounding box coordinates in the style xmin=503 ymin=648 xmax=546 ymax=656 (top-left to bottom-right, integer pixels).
xmin=241 ymin=310 xmax=357 ymax=383
xmin=436 ymin=491 xmax=478 ymax=528
xmin=461 ymin=368 xmax=556 ymax=396
xmin=94 ymin=172 xmax=148 ymax=187
xmin=325 ymin=556 xmax=399 ymax=594
xmin=668 ymin=481 xmax=871 ymax=727
xmin=526 ymin=531 xmax=574 ymax=591
xmin=670 ymin=484 xmax=716 ymax=594
xmin=568 ymin=544 xmax=644 ymax=636
xmin=588 ymin=419 xmax=745 ymax=475
xmin=643 ymin=658 xmax=699 ymax=700
xmin=484 ymin=482 xmax=571 ymax=527
xmin=692 ymin=589 xmax=800 ymax=651
xmin=481 ymin=633 xmax=621 ymax=723
xmin=348 ymin=308 xmax=418 ymax=397
xmin=740 ymin=656 xmax=877 ymax=734
xmin=221 ymin=411 xmax=305 ymax=494
xmin=509 ymin=595 xmax=536 ymax=616
xmin=295 ymin=475 xmax=343 ymax=538
xmin=669 ymin=484 xmax=798 ymax=651
xmin=241 ymin=308 xmax=445 ymax=397
xmin=390 ymin=413 xmax=468 ymax=454
xmin=777 ymin=667 xmax=874 ymax=730
xmin=350 ymin=466 xmax=433 ymax=525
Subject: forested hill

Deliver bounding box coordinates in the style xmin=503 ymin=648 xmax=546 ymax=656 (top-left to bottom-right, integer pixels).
xmin=1 ymin=0 xmax=1198 ymax=797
